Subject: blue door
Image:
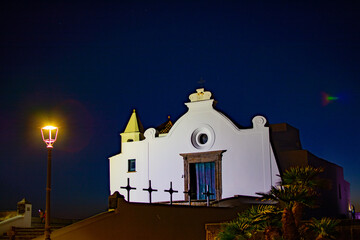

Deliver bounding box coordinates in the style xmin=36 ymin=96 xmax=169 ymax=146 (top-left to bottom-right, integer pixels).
xmin=195 ymin=162 xmax=216 ymax=200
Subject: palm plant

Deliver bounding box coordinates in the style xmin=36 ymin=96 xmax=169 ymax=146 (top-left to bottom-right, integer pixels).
xmin=218 ymin=166 xmax=326 ymax=240
xmin=307 ymin=217 xmax=340 ymax=240
xmin=258 ymin=166 xmax=323 ymax=240
xmin=281 ymin=166 xmax=324 ymax=191
xmin=258 ymin=185 xmax=315 ymax=240
xmin=247 ymin=205 xmax=282 ymax=240
xmin=217 ymin=205 xmax=282 ymax=240
xmin=281 ymin=166 xmax=323 ymax=227
xmin=216 ymin=215 xmax=254 ymax=240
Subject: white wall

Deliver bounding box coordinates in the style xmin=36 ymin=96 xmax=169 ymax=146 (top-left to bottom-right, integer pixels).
xmin=0 ymin=203 xmax=32 ymax=235
xmin=109 ymin=97 xmax=280 ymax=203
xmin=109 ymin=140 xmax=149 ymax=202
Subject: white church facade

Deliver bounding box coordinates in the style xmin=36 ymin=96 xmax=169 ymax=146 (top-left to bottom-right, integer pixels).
xmin=109 ymin=88 xmax=280 ymax=203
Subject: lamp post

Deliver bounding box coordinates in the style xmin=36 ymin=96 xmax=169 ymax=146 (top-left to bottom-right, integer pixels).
xmin=41 ymin=126 xmax=58 ymax=240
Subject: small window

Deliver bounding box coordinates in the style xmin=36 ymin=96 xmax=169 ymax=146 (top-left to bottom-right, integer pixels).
xmin=128 ymin=159 xmax=136 ymax=172
xmin=198 ymin=133 xmax=208 ymax=144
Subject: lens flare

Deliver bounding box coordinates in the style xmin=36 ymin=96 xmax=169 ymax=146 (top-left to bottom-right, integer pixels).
xmin=321 ymin=92 xmax=339 ymax=106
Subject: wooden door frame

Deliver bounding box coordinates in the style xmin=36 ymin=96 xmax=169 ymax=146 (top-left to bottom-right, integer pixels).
xmin=180 ymin=150 xmax=226 ymax=201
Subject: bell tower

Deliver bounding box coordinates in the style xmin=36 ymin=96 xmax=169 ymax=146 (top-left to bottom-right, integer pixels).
xmin=120 ymin=109 xmax=144 ymax=143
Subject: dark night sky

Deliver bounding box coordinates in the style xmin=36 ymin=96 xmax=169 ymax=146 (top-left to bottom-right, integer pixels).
xmin=0 ymin=1 xmax=359 ymax=219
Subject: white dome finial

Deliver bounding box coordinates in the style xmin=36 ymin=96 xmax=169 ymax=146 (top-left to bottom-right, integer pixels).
xmin=189 ymin=88 xmax=212 ymax=102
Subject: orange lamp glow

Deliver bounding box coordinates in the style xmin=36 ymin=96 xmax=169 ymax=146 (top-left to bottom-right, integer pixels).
xmin=41 ymin=126 xmax=58 ymax=148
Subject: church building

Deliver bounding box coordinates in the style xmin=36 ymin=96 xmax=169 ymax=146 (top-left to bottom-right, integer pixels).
xmin=109 ymin=88 xmax=280 ymax=203
xmin=109 ymin=88 xmax=350 ymax=218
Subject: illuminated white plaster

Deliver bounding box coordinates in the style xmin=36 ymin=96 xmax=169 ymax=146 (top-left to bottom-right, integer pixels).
xmin=109 ymin=89 xmax=280 ymax=203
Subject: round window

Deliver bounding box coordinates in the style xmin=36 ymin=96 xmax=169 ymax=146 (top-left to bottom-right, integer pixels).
xmin=198 ymin=133 xmax=208 ymax=145
xmin=190 ymin=125 xmax=215 ymax=150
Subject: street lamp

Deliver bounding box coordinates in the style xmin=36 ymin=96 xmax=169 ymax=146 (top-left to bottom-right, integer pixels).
xmin=40 ymin=126 xmax=58 ymax=240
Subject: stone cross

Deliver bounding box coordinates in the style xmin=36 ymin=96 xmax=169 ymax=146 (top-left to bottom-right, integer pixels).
xmin=143 ymin=180 xmax=158 ymax=203
xmin=164 ymin=181 xmax=178 ymax=205
xmin=202 ymin=185 xmax=214 ymax=206
xmin=120 ymin=178 xmax=136 ymax=202
xmin=183 ymin=187 xmax=193 ymax=206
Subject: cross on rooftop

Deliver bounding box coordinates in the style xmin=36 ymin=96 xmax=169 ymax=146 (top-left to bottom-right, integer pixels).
xmin=164 ymin=182 xmax=178 ymax=205
xmin=143 ymin=180 xmax=158 ymax=204
xmin=120 ymin=178 xmax=136 ymax=202
xmin=202 ymin=185 xmax=214 ymax=206
xmin=198 ymin=77 xmax=206 ymax=88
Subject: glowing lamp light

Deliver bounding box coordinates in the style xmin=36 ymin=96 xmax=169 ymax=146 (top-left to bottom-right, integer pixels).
xmin=41 ymin=126 xmax=58 ymax=148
